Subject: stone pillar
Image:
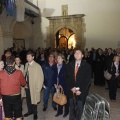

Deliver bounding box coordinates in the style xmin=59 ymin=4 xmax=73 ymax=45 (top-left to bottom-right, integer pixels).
xmin=3 ymin=31 xmax=13 ymax=50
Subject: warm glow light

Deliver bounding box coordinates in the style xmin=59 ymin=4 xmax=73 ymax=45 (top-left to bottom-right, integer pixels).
xmin=68 ymin=34 xmax=76 ymax=49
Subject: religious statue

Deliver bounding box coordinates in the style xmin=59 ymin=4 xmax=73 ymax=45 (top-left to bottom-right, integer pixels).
xmin=62 ymin=4 xmax=68 ymax=16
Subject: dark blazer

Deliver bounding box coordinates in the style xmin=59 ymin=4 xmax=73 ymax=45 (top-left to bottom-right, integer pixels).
xmin=108 ymin=62 xmax=120 ymax=80
xmin=65 ymin=60 xmax=91 ymax=101
xmin=53 ymin=63 xmax=68 ymax=95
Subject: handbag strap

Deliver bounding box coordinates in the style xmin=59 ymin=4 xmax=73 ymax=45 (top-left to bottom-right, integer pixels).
xmin=111 ymin=62 xmax=113 ymax=71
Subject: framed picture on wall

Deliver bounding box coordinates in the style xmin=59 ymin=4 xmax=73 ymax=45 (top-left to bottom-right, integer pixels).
xmin=13 ymin=39 xmax=25 ymax=50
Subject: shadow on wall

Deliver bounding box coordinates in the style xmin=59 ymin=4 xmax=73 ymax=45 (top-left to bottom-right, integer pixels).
xmin=41 ymin=8 xmax=55 ymax=17
xmin=32 ymin=11 xmax=44 ymax=49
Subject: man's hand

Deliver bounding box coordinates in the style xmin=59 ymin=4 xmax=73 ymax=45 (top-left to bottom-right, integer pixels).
xmin=71 ymin=87 xmax=76 ymax=93
xmin=25 ymin=84 xmax=28 ymax=89
xmin=75 ymin=90 xmax=81 ymax=96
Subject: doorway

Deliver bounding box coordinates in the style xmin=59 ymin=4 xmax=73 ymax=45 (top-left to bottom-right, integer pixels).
xmin=55 ymin=27 xmax=76 ymax=49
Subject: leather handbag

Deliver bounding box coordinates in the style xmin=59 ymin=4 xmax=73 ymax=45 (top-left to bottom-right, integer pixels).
xmin=104 ymin=71 xmax=112 ymax=80
xmin=53 ymin=88 xmax=67 ymax=106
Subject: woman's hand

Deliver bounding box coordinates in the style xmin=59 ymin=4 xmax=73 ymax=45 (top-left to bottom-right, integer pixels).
xmin=58 ymin=85 xmax=62 ymax=89
xmin=115 ymin=73 xmax=119 ymax=77
xmin=54 ymin=84 xmax=57 ymax=88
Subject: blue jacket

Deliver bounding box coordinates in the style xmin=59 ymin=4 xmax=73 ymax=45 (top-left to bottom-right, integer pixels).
xmin=42 ymin=62 xmax=55 ymax=88
xmin=53 ymin=63 xmax=68 ymax=95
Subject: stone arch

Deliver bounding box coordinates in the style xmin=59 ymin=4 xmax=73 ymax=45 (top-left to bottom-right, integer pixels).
xmin=54 ymin=25 xmax=77 ymax=37
xmin=12 ymin=21 xmax=32 ymax=50
xmin=46 ymin=15 xmax=85 ymax=49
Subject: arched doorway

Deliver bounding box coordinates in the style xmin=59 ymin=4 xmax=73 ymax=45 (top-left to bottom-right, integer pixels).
xmin=55 ymin=27 xmax=76 ymax=49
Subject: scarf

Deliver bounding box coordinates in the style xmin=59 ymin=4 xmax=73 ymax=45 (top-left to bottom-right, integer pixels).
xmin=5 ymin=66 xmax=16 ymax=75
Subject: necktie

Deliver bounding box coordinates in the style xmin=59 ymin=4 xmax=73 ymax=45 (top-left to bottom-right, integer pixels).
xmin=25 ymin=64 xmax=29 ymax=82
xmin=74 ymin=63 xmax=79 ymax=80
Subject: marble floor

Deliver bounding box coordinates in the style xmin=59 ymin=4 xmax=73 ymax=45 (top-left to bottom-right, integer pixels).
xmin=22 ymin=81 xmax=120 ymax=120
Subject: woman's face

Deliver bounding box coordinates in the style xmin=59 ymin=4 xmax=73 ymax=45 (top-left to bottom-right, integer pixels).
xmin=57 ymin=56 xmax=63 ymax=64
xmin=0 ymin=61 xmax=4 ymax=70
xmin=115 ymin=57 xmax=120 ymax=63
xmin=15 ymin=58 xmax=21 ymax=65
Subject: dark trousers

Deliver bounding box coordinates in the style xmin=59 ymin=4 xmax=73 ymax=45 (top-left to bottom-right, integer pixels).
xmin=2 ymin=94 xmax=22 ymax=118
xmin=57 ymin=98 xmax=69 ymax=114
xmin=109 ymin=79 xmax=117 ymax=99
xmin=25 ymin=88 xmax=37 ymax=114
xmin=69 ymin=98 xmax=84 ymax=120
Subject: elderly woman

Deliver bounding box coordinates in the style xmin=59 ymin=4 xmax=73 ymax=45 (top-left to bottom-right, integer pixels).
xmin=53 ymin=54 xmax=69 ymax=118
xmin=107 ymin=56 xmax=120 ymax=101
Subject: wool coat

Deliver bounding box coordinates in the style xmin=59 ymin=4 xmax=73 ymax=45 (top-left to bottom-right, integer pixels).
xmin=24 ymin=60 xmax=44 ymax=104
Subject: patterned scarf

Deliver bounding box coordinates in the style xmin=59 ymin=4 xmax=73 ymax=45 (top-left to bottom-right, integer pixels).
xmin=5 ymin=66 xmax=16 ymax=75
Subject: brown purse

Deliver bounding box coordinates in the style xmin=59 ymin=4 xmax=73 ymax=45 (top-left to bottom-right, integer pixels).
xmin=53 ymin=88 xmax=67 ymax=106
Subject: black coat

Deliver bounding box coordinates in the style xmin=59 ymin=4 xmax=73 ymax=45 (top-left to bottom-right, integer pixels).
xmin=65 ymin=60 xmax=91 ymax=101
xmin=53 ymin=63 xmax=68 ymax=95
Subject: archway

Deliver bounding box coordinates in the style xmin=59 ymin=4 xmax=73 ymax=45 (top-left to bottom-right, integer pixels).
xmin=13 ymin=22 xmax=30 ymax=50
xmin=46 ymin=14 xmax=85 ymax=49
xmin=55 ymin=27 xmax=76 ymax=49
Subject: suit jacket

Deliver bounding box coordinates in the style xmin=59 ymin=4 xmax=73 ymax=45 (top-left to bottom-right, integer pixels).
xmin=65 ymin=60 xmax=91 ymax=101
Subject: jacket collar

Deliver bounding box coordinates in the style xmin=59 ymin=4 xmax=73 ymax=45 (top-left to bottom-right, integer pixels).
xmin=70 ymin=60 xmax=85 ymax=70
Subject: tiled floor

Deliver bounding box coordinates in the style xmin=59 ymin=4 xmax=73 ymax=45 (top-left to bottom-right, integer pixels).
xmin=22 ymin=81 xmax=120 ymax=120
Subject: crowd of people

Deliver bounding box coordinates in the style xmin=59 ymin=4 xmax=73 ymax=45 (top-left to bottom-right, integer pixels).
xmin=0 ymin=46 xmax=120 ymax=120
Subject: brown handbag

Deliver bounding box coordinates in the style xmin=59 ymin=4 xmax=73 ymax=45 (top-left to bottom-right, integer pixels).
xmin=104 ymin=70 xmax=112 ymax=80
xmin=53 ymin=88 xmax=67 ymax=106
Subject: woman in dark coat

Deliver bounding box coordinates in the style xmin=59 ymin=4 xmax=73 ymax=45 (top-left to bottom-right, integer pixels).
xmin=53 ymin=54 xmax=69 ymax=118
xmin=107 ymin=56 xmax=120 ymax=100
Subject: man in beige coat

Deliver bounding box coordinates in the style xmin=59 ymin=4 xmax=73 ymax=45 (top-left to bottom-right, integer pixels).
xmin=24 ymin=51 xmax=43 ymax=120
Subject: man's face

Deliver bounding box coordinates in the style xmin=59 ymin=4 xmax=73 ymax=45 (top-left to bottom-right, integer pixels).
xmin=26 ymin=54 xmax=34 ymax=63
xmin=108 ymin=49 xmax=112 ymax=54
xmin=5 ymin=52 xmax=12 ymax=58
xmin=74 ymin=50 xmax=83 ymax=61
xmin=49 ymin=55 xmax=54 ymax=62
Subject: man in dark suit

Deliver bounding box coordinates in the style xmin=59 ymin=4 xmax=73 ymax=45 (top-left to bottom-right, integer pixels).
xmin=65 ymin=48 xmax=91 ymax=120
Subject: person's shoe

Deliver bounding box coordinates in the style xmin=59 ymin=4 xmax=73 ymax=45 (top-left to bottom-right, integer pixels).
xmin=53 ymin=106 xmax=57 ymax=111
xmin=55 ymin=113 xmax=63 ymax=117
xmin=24 ymin=112 xmax=33 ymax=117
xmin=63 ymin=113 xmax=69 ymax=117
xmin=43 ymin=107 xmax=47 ymax=111
xmin=33 ymin=114 xmax=38 ymax=119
